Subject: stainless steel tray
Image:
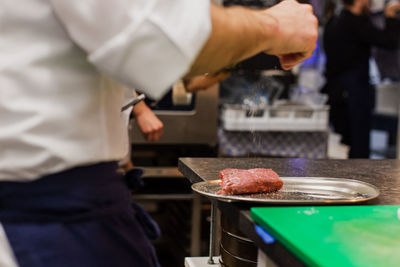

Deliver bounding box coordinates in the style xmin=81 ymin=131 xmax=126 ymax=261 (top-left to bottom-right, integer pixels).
xmin=191 ymin=177 xmax=379 ymax=204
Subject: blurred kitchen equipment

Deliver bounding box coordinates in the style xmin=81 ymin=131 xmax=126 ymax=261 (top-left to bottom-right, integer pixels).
xmin=219 ymin=70 xmax=289 ymax=106
xmin=172 ymin=80 xmax=193 ymax=106
xmin=290 ymin=86 xmax=328 ymax=107
xmin=221 ymin=101 xmax=329 ymax=132
xmin=131 ymin=85 xmax=218 ymax=145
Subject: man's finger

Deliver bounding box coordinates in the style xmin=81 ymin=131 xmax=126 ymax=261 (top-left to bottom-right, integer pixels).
xmin=279 ymin=53 xmax=306 ymax=69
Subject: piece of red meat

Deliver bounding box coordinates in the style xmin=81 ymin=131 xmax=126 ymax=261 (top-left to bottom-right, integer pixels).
xmin=218 ymin=168 xmax=283 ymax=195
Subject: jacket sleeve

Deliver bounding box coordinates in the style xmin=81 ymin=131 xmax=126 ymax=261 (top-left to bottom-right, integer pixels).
xmin=50 ymin=0 xmax=211 ymax=100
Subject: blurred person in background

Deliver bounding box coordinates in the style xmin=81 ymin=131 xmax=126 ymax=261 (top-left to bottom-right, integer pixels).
xmin=130 ymin=94 xmax=164 ymax=142
xmin=0 ymin=0 xmax=317 ymax=266
xmin=323 ymin=0 xmax=400 ymax=158
xmin=119 ymin=90 xmax=163 ymax=172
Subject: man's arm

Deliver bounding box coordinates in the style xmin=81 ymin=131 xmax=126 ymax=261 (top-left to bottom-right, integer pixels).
xmin=51 ymin=0 xmax=317 ymax=99
xmin=184 ymin=72 xmax=231 ymax=92
xmin=186 ymin=0 xmax=318 ymax=76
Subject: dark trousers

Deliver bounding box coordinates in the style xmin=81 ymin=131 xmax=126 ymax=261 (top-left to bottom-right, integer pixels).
xmin=0 ymin=162 xmax=160 ymax=267
xmin=325 ymin=69 xmax=374 ymax=158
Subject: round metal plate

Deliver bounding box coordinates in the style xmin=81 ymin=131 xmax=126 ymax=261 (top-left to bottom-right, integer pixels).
xmin=191 ymin=177 xmax=380 ymax=204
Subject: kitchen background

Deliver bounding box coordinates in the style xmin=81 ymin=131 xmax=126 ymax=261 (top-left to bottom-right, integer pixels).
xmin=128 ymin=0 xmax=400 ymax=265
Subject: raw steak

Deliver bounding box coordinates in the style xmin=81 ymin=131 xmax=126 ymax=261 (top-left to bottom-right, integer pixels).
xmin=218 ymin=168 xmax=283 ymax=195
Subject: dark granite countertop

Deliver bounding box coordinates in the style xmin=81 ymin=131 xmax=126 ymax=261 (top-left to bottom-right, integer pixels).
xmin=178 ymin=158 xmax=400 ymax=265
xmin=179 ymin=157 xmax=400 ymax=205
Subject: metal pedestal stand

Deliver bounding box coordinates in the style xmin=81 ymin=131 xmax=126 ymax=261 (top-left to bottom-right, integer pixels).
xmin=208 ymin=200 xmax=218 ymax=265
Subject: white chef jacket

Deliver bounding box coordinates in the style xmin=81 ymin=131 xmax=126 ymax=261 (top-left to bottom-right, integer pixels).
xmin=0 ymin=0 xmax=211 ymax=181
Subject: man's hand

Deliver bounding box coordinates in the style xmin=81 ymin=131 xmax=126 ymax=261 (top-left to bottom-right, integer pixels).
xmin=187 ymin=1 xmax=318 ymax=76
xmin=132 ymin=102 xmax=163 ymax=141
xmin=263 ymin=0 xmax=318 ymax=70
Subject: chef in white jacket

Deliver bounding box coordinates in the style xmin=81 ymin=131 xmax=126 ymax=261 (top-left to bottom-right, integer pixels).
xmin=0 ymin=0 xmax=317 ymax=266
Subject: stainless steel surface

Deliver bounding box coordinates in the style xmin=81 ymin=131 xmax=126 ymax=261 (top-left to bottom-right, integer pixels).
xmin=221 ymin=229 xmax=257 ymax=262
xmin=208 ymin=201 xmax=217 ymax=265
xmin=191 ymin=177 xmax=380 ymax=204
xmin=220 ymin=243 xmax=257 ymax=267
xmin=130 ymin=85 xmax=219 ymax=145
xmin=375 ymin=82 xmax=400 ymax=117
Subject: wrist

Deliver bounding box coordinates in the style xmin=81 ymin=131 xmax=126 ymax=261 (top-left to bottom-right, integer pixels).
xmin=256 ymin=9 xmax=279 ymax=54
xmin=132 ymin=101 xmax=147 ymax=117
xmin=224 ymin=6 xmax=278 ymax=60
